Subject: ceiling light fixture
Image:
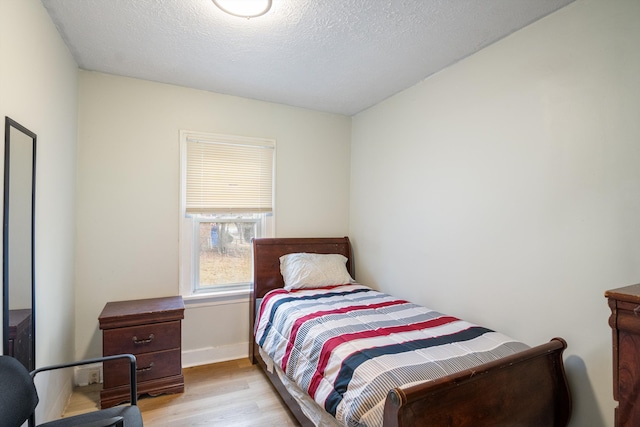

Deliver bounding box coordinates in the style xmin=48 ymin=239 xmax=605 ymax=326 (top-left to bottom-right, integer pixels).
xmin=213 ymin=0 xmax=272 ymax=18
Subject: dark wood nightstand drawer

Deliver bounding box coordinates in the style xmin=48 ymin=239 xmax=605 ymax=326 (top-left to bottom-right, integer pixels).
xmin=103 ymin=321 xmax=180 ymax=355
xmin=103 ymin=348 xmax=182 ymax=388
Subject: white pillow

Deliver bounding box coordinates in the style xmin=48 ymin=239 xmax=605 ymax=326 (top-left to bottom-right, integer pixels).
xmin=280 ymin=252 xmax=353 ymax=290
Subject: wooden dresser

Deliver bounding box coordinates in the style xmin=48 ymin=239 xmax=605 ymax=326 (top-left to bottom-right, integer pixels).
xmin=8 ymin=309 xmax=32 ymax=371
xmin=606 ymin=284 xmax=640 ymax=426
xmin=99 ymin=296 xmax=185 ymax=408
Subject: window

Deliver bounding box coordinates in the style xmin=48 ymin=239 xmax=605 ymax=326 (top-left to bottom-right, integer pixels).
xmin=179 ymin=131 xmax=275 ymax=297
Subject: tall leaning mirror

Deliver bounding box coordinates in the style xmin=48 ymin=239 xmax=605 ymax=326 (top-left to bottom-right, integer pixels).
xmin=2 ymin=116 xmax=36 ymax=371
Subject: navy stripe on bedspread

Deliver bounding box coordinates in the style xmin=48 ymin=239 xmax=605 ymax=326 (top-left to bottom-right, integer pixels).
xmin=324 ymin=325 xmax=492 ymax=416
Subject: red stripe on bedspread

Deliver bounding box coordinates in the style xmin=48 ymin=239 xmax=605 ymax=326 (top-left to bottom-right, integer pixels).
xmin=306 ymin=315 xmax=459 ymax=397
xmin=281 ymin=299 xmax=408 ymax=371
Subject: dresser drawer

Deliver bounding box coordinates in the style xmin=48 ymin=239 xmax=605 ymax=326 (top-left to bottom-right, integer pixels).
xmin=104 ymin=348 xmax=182 ymax=388
xmin=103 ymin=320 xmax=180 ymax=355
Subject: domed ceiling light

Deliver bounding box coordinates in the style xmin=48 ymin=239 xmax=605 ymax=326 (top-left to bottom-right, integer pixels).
xmin=213 ymin=0 xmax=272 ymax=18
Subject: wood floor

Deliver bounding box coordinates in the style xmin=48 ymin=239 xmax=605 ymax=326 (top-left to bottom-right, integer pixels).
xmin=62 ymin=359 xmax=300 ymax=426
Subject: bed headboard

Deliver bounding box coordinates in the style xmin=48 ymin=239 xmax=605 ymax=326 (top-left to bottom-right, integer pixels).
xmin=252 ymin=237 xmax=352 ymax=300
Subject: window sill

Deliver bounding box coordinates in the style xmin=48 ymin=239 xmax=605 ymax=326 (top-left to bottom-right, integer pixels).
xmin=182 ymin=288 xmax=250 ymax=308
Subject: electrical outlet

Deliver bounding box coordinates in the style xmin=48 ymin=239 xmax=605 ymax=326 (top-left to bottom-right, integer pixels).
xmin=88 ymin=368 xmax=100 ymax=385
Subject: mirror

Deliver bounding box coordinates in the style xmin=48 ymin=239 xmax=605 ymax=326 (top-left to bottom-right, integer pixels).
xmin=2 ymin=117 xmax=36 ymax=371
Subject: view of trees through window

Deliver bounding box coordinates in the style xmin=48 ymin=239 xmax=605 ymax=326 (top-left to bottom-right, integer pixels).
xmin=197 ymin=221 xmax=254 ymax=288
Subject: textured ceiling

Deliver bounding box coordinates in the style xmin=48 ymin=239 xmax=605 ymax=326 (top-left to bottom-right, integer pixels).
xmin=41 ymin=0 xmax=575 ymax=116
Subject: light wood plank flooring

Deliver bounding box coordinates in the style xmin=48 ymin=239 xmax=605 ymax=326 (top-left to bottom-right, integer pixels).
xmin=63 ymin=359 xmax=299 ymax=426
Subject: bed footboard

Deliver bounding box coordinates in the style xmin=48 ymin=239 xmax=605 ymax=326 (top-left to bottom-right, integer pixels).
xmin=383 ymin=337 xmax=572 ymax=427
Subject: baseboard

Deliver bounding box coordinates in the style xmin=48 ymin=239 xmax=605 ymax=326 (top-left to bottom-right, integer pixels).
xmin=36 ymin=368 xmax=74 ymax=423
xmin=181 ymin=342 xmax=249 ymax=367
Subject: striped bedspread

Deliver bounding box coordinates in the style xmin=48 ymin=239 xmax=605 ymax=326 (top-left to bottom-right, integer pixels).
xmin=255 ymin=284 xmax=530 ymax=427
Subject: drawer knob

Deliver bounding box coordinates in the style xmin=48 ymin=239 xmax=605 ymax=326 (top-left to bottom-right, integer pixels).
xmin=137 ymin=362 xmax=154 ymax=373
xmin=132 ymin=334 xmax=155 ymax=344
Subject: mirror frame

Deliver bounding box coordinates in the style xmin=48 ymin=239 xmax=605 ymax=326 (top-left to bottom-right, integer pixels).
xmin=2 ymin=116 xmax=37 ymax=370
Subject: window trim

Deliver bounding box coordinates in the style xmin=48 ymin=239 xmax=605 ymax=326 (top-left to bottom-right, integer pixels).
xmin=179 ymin=130 xmax=276 ymax=300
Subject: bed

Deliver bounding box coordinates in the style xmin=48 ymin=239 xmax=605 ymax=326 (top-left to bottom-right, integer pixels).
xmin=249 ymin=237 xmax=572 ymax=427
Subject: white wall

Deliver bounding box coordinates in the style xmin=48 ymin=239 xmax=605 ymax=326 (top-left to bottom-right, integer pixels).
xmin=350 ymin=0 xmax=639 ymax=426
xmin=0 ymin=0 xmax=78 ymax=422
xmin=75 ymin=71 xmax=351 ymax=363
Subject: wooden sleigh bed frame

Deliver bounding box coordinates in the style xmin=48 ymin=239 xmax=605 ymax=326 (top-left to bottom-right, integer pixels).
xmin=249 ymin=237 xmax=572 ymax=427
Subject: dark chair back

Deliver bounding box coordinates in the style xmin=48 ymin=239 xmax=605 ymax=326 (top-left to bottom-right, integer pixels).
xmin=0 ymin=355 xmax=39 ymax=427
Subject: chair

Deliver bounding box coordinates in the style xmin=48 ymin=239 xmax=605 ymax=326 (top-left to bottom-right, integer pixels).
xmin=0 ymin=354 xmax=143 ymax=427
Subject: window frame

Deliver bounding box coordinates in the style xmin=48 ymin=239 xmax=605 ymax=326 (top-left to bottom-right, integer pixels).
xmin=179 ymin=130 xmax=275 ymax=301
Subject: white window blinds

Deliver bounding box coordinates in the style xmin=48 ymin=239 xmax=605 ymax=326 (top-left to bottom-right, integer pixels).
xmin=185 ymin=134 xmax=275 ymax=214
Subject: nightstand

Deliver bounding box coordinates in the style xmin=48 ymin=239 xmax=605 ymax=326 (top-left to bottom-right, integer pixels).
xmin=98 ymin=296 xmax=185 ymax=408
